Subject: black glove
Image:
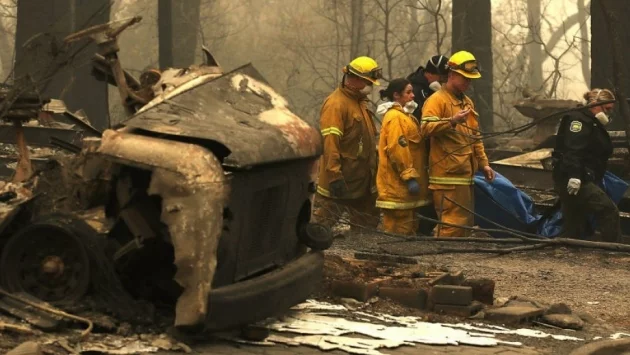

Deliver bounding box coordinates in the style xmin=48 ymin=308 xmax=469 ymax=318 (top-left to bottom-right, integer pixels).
xmin=406 ymin=179 xmax=420 ymax=196
xmin=329 ymin=179 xmax=347 ymax=198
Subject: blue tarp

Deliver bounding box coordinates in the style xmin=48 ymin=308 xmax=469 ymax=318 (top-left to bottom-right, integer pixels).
xmin=473 ymin=171 xmax=629 ymax=238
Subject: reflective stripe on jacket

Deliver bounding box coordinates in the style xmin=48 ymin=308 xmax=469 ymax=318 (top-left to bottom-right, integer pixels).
xmin=376 ymin=105 xmax=430 ymax=209
xmin=317 ymin=85 xmax=377 ymax=199
xmin=420 ymin=88 xmax=489 ymax=188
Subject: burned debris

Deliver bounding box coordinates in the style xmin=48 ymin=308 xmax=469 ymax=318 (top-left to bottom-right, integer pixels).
xmin=0 ymin=88 xmax=51 ymax=183
xmin=322 ymin=255 xmax=593 ymax=331
xmin=1 ymin=6 xmax=630 ymax=355
xmin=0 ymin=15 xmax=331 ymax=354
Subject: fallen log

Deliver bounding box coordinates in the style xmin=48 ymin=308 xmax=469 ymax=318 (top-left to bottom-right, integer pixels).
xmin=545 ymin=238 xmax=630 ymax=253
xmin=379 ymin=236 xmax=529 ymax=245
xmin=382 ymin=243 xmax=549 ymax=256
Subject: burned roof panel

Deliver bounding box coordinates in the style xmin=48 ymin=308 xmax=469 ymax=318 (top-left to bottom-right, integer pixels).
xmin=122 ymin=64 xmax=322 ymax=168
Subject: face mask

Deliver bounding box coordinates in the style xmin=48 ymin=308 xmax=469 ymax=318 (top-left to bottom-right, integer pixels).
xmin=359 ymin=85 xmax=373 ymax=95
xmin=595 ymin=111 xmax=610 ymax=125
xmin=429 ymin=81 xmax=442 ymax=91
xmin=404 ymin=100 xmax=418 ymax=114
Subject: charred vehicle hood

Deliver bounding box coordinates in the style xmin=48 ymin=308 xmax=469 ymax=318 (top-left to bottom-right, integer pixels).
xmin=121 ymin=64 xmax=322 ymax=168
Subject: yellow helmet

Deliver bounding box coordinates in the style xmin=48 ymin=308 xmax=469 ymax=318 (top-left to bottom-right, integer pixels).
xmin=343 ymin=56 xmax=382 ymax=85
xmin=447 ymin=51 xmax=481 ymax=79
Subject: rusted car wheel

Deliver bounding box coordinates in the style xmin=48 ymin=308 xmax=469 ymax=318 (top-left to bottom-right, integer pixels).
xmin=0 ymin=219 xmax=91 ymax=304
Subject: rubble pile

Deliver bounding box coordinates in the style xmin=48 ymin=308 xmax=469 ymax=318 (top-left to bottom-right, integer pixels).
xmin=0 ymin=293 xmax=188 ymax=354
xmin=322 ymin=255 xmax=493 ymax=316
xmin=321 ymin=255 xmax=595 ymax=332
xmin=491 ymin=297 xmax=588 ymax=330
xmin=219 ymin=299 xmax=588 ymax=355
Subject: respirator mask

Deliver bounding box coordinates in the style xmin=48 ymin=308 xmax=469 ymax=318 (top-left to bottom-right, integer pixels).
xmin=595 ymin=111 xmax=612 ymax=126
xmin=429 ymin=81 xmax=442 ymax=91
xmin=592 ymin=89 xmax=613 ymax=125
xmin=359 ymin=85 xmax=374 ymax=95
xmin=404 ymin=100 xmax=419 ymax=114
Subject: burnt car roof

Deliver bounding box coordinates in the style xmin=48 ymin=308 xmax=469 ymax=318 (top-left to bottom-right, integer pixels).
xmin=122 ymin=64 xmax=322 ymax=168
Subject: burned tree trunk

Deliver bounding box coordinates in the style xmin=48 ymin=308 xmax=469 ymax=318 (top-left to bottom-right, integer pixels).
xmin=578 ymin=0 xmax=590 ymax=86
xmin=158 ymin=0 xmax=201 ymax=68
xmin=526 ymin=0 xmax=543 ymax=91
xmin=597 ymin=0 xmax=630 ymax=147
xmin=14 ymin=0 xmax=110 ymax=131
xmin=349 ymin=0 xmax=365 ymax=59
xmin=0 ymin=29 xmax=13 ymax=80
xmin=591 ymin=0 xmax=630 ymax=134
xmin=452 ymin=0 xmax=493 ymax=132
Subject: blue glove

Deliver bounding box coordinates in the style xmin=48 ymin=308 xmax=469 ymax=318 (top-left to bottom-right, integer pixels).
xmin=406 ymin=179 xmax=420 ymax=196
xmin=329 ymin=179 xmax=347 ymax=198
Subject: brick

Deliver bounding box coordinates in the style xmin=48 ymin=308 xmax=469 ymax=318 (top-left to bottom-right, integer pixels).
xmin=462 ymin=278 xmax=496 ymax=305
xmin=331 ymin=277 xmax=390 ymax=302
xmin=434 ymin=301 xmax=484 ymax=317
xmin=429 ymin=285 xmax=473 ymax=306
xmin=379 ymin=287 xmax=428 ymax=310
xmin=484 ymin=306 xmax=544 ymax=324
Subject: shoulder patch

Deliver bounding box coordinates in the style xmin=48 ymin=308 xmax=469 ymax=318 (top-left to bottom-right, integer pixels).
xmin=398 ymin=135 xmax=408 ymax=147
xmin=569 ymin=121 xmax=582 ymax=133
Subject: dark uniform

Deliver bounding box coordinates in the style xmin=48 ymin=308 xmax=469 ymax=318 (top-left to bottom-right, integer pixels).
xmin=551 ymin=109 xmax=620 ymax=242
xmin=407 ymin=67 xmax=440 ymax=235
xmin=407 ymin=67 xmax=436 ymax=118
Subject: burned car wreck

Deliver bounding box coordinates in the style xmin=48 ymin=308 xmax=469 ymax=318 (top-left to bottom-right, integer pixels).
xmin=0 ymin=17 xmax=330 ymax=331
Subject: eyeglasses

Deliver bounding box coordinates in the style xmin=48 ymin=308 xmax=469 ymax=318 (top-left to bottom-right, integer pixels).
xmin=448 ymin=60 xmax=480 ymax=74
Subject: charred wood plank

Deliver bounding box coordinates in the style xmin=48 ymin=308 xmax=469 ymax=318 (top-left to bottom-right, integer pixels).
xmin=0 ymin=126 xmax=85 ymax=147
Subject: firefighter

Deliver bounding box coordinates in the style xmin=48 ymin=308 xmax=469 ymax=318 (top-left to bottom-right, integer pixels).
xmin=313 ymin=56 xmax=382 ymax=230
xmin=407 ymin=55 xmax=450 ymax=117
xmin=551 ymin=88 xmax=620 ymax=242
xmin=420 ymin=50 xmax=495 ymax=237
xmin=375 ymin=78 xmax=430 ymax=235
xmin=406 ymin=55 xmax=449 ymax=234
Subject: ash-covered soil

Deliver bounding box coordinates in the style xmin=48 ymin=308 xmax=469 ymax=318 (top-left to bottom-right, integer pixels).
xmin=327 ymin=230 xmax=630 ymax=331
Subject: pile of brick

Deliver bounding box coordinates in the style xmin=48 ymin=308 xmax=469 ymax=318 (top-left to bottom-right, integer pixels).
xmin=326 ymin=256 xmax=589 ymax=330
xmin=328 ymin=258 xmax=495 ymax=317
